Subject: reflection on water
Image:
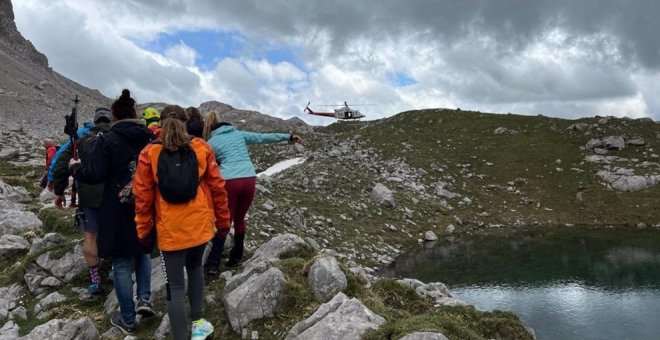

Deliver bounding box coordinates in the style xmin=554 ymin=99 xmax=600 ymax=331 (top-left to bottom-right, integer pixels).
xmin=380 ymin=228 xmax=660 ymax=340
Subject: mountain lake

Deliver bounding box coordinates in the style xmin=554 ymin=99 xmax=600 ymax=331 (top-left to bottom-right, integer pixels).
xmin=380 ymin=226 xmax=660 ymax=340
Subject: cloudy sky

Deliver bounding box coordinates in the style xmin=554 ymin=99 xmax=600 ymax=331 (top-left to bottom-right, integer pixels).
xmin=13 ymin=0 xmax=660 ymax=124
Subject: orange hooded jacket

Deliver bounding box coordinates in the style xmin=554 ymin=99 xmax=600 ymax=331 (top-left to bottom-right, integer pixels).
xmin=133 ymin=137 xmax=231 ymax=251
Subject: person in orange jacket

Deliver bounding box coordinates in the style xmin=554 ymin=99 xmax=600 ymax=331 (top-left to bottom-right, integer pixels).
xmin=132 ymin=104 xmax=230 ymax=340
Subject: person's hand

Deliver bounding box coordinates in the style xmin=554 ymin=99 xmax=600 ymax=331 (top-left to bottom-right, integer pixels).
xmin=54 ymin=195 xmax=65 ymax=209
xmin=291 ymin=135 xmax=303 ymax=144
xmin=68 ymin=158 xmax=81 ymax=169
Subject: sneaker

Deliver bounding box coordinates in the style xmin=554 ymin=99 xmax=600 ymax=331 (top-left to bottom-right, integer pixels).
xmin=136 ymin=299 xmax=155 ymax=317
xmin=87 ymin=282 xmax=103 ymax=295
xmin=110 ymin=311 xmax=136 ymax=335
xmin=191 ymin=318 xmax=214 ymax=340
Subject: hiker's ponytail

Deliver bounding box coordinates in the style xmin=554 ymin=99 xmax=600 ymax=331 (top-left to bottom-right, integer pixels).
xmin=203 ymin=111 xmax=220 ymax=141
xmin=160 ymin=105 xmax=190 ymax=152
xmin=111 ymin=89 xmax=137 ymax=120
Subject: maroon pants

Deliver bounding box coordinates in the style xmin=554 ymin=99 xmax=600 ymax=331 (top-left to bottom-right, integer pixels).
xmin=224 ymin=177 xmax=256 ymax=235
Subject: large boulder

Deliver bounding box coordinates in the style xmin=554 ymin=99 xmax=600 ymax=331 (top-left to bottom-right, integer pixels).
xmin=602 ymin=136 xmax=625 ymax=150
xmin=307 ymin=256 xmax=347 ymax=302
xmin=19 ymin=317 xmax=99 ymax=340
xmin=242 ymin=234 xmax=308 ymax=271
xmin=597 ymin=170 xmax=660 ymax=191
xmin=223 ymin=266 xmax=287 ymax=331
xmin=0 ymin=234 xmax=29 ymax=259
xmin=371 ymin=183 xmax=395 ymax=207
xmin=0 ymin=210 xmax=42 ymax=236
xmin=398 ymin=279 xmax=468 ymax=307
xmin=24 ymin=245 xmax=86 ymax=294
xmin=33 ymin=292 xmax=67 ymax=317
xmin=286 ymin=292 xmax=384 ymax=340
xmin=0 ymin=321 xmax=19 ymax=339
xmin=0 ymin=179 xmax=30 ymax=203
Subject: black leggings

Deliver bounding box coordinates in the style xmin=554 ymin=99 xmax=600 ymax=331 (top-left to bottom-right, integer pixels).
xmin=161 ymin=242 xmax=206 ymax=340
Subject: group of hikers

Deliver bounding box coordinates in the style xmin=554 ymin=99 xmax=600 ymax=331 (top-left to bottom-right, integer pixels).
xmin=40 ymin=89 xmax=303 ymax=340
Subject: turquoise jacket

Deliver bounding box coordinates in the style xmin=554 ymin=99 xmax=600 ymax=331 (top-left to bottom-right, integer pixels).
xmin=47 ymin=122 xmax=92 ymax=182
xmin=207 ymin=123 xmax=291 ymax=180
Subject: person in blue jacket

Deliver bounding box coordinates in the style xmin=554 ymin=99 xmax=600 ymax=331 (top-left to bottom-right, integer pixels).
xmin=46 ymin=122 xmax=92 ymax=208
xmin=202 ymin=111 xmax=302 ymax=276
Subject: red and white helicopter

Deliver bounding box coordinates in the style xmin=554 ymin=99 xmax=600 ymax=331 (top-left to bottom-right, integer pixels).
xmin=304 ymin=101 xmax=365 ymax=120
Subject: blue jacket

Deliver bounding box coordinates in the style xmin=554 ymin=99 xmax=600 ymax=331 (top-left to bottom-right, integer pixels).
xmin=47 ymin=122 xmax=92 ymax=182
xmin=207 ymin=123 xmax=291 ymax=180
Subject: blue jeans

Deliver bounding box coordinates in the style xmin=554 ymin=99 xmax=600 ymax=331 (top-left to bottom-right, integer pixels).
xmin=113 ymin=254 xmax=152 ymax=325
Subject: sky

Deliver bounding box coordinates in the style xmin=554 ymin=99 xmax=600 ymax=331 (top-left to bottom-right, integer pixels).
xmin=13 ymin=0 xmax=660 ymax=124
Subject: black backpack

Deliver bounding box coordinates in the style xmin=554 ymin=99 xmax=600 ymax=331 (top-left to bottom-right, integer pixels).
xmin=157 ymin=144 xmax=199 ymax=204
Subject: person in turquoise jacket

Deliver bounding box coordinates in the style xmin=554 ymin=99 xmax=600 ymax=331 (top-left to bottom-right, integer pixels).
xmin=202 ymin=111 xmax=302 ymax=276
xmin=47 ymin=122 xmax=92 ymax=207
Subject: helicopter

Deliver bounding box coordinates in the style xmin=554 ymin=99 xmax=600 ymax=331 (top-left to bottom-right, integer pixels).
xmin=304 ymin=101 xmax=365 ymax=120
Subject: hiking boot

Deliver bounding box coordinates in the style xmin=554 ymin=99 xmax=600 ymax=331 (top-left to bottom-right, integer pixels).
xmin=136 ymin=299 xmax=155 ymax=317
xmin=225 ymin=233 xmax=244 ymax=268
xmin=87 ymin=283 xmax=103 ymax=295
xmin=191 ymin=318 xmax=214 ymax=340
xmin=203 ymin=265 xmax=220 ymax=281
xmin=110 ymin=311 xmax=136 ymax=335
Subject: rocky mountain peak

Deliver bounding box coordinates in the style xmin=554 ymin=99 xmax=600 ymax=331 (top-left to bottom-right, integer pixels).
xmin=0 ymin=0 xmax=48 ymax=68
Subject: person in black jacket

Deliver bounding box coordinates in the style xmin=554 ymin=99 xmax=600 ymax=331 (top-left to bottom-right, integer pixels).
xmin=70 ymin=89 xmax=156 ymax=335
xmin=53 ymin=108 xmax=112 ymax=295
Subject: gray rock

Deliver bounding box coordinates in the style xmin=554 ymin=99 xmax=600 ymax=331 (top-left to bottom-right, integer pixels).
xmin=627 ymin=138 xmax=645 ymax=146
xmin=241 ymin=234 xmax=308 ymax=272
xmin=223 ymin=266 xmax=287 ymax=331
xmin=597 ymin=171 xmax=660 ymax=191
xmin=400 ymin=332 xmax=449 ymax=340
xmin=307 ymin=256 xmax=347 ymax=302
xmin=0 ymin=148 xmax=19 ymax=160
xmin=0 ymin=321 xmax=19 ymax=339
xmin=371 ymin=183 xmax=395 ymax=207
xmin=585 ymin=138 xmax=603 ymax=150
xmin=285 ymin=208 xmax=306 ymax=229
xmin=602 ymin=135 xmax=625 ymax=150
xmin=567 ymin=123 xmax=590 ymax=132
xmin=424 ymin=231 xmax=438 ymax=242
xmin=35 ymin=244 xmax=86 ymax=282
xmin=0 ymin=209 xmax=42 ymax=236
xmin=493 ymin=127 xmax=514 ymax=135
xmin=0 ymin=234 xmax=29 ymax=258
xmin=286 ymin=292 xmax=384 ymax=340
xmin=28 ymin=233 xmax=66 ymax=255
xmin=0 ymin=284 xmax=25 ymax=312
xmin=154 ymin=314 xmax=171 ymax=340
xmin=593 ymin=148 xmax=608 ymax=155
xmin=0 ymin=179 xmax=30 ymax=203
xmin=445 ymin=224 xmax=455 ymax=233
xmin=9 ymin=307 xmax=27 ymax=321
xmin=19 ymin=317 xmax=99 ymax=340
xmin=33 ymin=292 xmax=67 ymax=315
xmin=38 ymin=189 xmax=55 ymax=203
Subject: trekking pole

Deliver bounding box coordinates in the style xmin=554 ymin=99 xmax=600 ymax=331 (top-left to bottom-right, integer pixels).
xmin=64 ymin=95 xmax=80 ymax=160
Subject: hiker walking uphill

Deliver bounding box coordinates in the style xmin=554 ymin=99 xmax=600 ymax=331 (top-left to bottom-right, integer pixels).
xmin=69 ymin=89 xmax=156 ymax=335
xmin=202 ymin=111 xmax=303 ymax=276
xmin=51 ymin=107 xmax=112 ymax=295
xmin=133 ymin=105 xmax=230 ymax=340
xmin=142 ymin=107 xmax=160 ymax=133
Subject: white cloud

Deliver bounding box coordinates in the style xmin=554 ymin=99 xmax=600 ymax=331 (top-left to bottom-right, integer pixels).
xmin=164 ymin=42 xmax=197 ymax=66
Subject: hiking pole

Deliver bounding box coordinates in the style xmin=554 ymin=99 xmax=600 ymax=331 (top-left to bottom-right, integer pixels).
xmin=64 ymin=95 xmax=80 ymax=160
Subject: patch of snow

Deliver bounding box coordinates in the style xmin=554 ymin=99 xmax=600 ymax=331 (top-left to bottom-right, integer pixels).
xmin=257 ymin=157 xmax=306 ymax=177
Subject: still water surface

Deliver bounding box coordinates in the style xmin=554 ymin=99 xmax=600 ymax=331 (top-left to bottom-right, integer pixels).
xmin=381 ymin=227 xmax=660 ymax=340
